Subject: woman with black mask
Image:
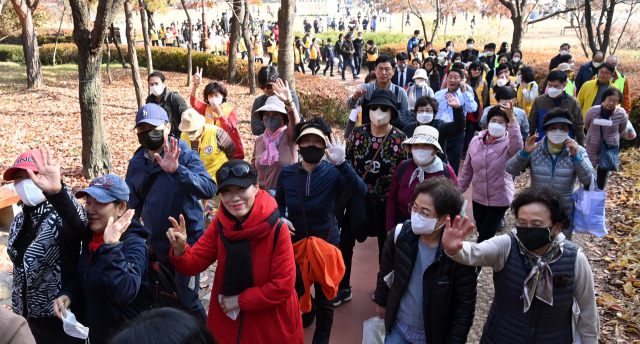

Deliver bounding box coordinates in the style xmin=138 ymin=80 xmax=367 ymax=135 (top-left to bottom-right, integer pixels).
xmin=275 ymin=118 xmax=367 ymax=343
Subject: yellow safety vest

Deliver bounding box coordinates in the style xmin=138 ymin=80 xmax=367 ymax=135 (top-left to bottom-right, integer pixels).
xmin=565 ymin=81 xmax=575 ymax=98
xmin=367 ymin=49 xmax=379 ymax=62
xmin=304 ymin=36 xmax=311 ymax=49
xmin=267 ymin=39 xmax=275 ymax=53
xmin=180 ymin=124 xmax=228 ymax=182
xmin=273 ymin=49 xmax=279 ymax=63
xmin=517 ymin=82 xmax=535 ymax=117
xmin=254 ymin=41 xmax=262 ymax=55
xmin=310 ymin=46 xmax=318 ymax=60
xmin=489 ymin=76 xmax=517 ymax=106
xmin=613 ymin=71 xmax=625 ymax=93
xmin=294 ymin=48 xmax=301 ymax=64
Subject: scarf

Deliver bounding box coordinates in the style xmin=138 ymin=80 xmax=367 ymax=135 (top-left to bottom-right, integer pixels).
xmin=409 ymin=156 xmax=443 ymax=185
xmin=546 ymin=139 xmax=565 ymax=156
xmin=260 ymin=126 xmax=287 ymax=166
xmin=512 ymin=229 xmax=565 ymax=313
xmin=601 ymin=107 xmax=613 ymax=119
xmin=88 ymin=232 xmax=104 ymax=257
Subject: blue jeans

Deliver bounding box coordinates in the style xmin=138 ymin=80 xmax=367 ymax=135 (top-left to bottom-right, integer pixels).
xmin=342 ymin=58 xmax=357 ymax=79
xmin=385 ymin=323 xmax=411 ymax=344
xmin=337 ymin=55 xmax=344 ymax=71
xmin=354 ymin=55 xmax=362 ymax=74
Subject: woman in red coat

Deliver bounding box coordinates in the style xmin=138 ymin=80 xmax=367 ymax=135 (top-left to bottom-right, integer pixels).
xmin=167 ymin=160 xmax=303 ymax=344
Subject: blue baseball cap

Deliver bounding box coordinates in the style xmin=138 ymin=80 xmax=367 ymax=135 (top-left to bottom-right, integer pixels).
xmin=75 ymin=174 xmax=130 ymax=203
xmin=135 ymin=104 xmax=169 ymax=128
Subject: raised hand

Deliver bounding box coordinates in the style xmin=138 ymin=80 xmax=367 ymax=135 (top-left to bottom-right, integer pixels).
xmin=499 ymin=102 xmax=516 ymax=122
xmin=27 ymin=147 xmax=63 ymax=194
xmin=167 ymin=214 xmax=187 ymax=256
xmin=445 ymin=92 xmax=461 ymax=108
xmin=524 ymin=133 xmax=542 ymax=153
xmin=352 ymin=85 xmax=367 ymax=101
xmin=155 ymin=137 xmax=181 ymax=173
xmin=565 ymin=138 xmax=579 ymax=157
xmin=272 ymin=78 xmax=293 ymax=104
xmin=193 ymin=66 xmax=203 ymax=88
xmin=325 ymin=133 xmax=346 ymax=165
xmin=442 ymin=215 xmax=475 ymax=256
xmin=103 ymin=209 xmax=135 ymax=244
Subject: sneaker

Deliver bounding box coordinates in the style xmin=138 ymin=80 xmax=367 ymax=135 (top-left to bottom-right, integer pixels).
xmin=342 ymin=78 xmax=347 ymax=81
xmin=354 ymin=75 xmax=361 ymax=79
xmin=332 ymin=287 xmax=352 ymax=307
xmin=330 ymin=74 xmax=334 ymax=77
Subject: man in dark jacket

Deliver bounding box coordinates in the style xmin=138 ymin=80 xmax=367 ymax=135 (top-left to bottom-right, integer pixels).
xmin=391 ymin=52 xmax=416 ymax=88
xmin=353 ymin=32 xmax=365 ymax=75
xmin=575 ymin=51 xmax=605 ymax=93
xmin=461 ymin=38 xmax=479 ymax=62
xmin=250 ymin=66 xmax=302 ymax=135
xmin=126 ymin=104 xmax=216 ymax=323
xmin=374 ymin=178 xmax=477 ymax=343
xmin=549 ymin=43 xmax=571 ymax=71
xmin=323 ymin=38 xmax=336 ymax=77
xmin=145 ymin=71 xmax=189 ymax=137
xmin=341 ymin=34 xmax=358 ymax=81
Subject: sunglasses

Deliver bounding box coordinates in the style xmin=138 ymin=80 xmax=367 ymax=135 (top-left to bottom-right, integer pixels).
xmin=218 ymin=164 xmax=251 ymax=180
xmin=370 ymin=105 xmax=390 ymax=112
xmin=261 ymin=84 xmax=274 ymax=90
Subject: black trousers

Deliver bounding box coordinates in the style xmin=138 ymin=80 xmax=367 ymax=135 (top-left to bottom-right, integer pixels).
xmin=28 ymin=317 xmax=84 ymax=344
xmin=338 ymin=202 xmax=387 ymax=290
xmin=472 ymin=201 xmax=509 ymax=243
xmin=310 ymin=281 xmax=334 ymax=344
xmin=597 ymin=167 xmax=610 ymax=190
xmin=323 ymin=59 xmax=334 ymax=75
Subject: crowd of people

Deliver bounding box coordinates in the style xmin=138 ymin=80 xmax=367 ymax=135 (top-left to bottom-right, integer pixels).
xmin=3 ymin=7 xmax=637 ymax=343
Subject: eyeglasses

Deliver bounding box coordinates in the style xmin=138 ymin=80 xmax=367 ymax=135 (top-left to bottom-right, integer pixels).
xmin=407 ymin=202 xmax=433 ymax=218
xmin=218 ymin=164 xmax=251 ymax=180
xmin=261 ymin=83 xmax=274 ymax=90
xmin=370 ymin=105 xmax=390 ymax=112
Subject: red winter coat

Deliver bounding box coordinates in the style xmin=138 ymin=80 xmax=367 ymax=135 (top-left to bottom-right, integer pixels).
xmin=170 ymin=190 xmax=303 ymax=344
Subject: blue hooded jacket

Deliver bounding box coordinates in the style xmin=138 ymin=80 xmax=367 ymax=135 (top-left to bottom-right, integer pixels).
xmin=47 ymin=186 xmax=153 ymax=344
xmin=125 ymin=137 xmax=217 ymax=261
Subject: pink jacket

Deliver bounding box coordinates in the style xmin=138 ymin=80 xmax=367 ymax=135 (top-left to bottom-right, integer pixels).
xmin=459 ymin=124 xmax=523 ymax=207
xmin=584 ymin=105 xmax=628 ymax=168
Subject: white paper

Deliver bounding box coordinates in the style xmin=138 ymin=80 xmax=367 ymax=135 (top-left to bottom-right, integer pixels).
xmin=593 ymin=118 xmax=613 ymax=127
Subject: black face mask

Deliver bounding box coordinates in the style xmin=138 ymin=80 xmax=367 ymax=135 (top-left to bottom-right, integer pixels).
xmin=264 ymin=117 xmax=283 ymax=132
xmin=137 ymin=130 xmax=165 ymax=151
xmin=299 ymin=146 xmax=325 ymax=164
xmin=515 ymin=226 xmax=553 ymax=251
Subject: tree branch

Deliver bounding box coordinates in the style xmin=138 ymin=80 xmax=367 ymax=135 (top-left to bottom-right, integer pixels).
xmin=529 ymin=5 xmax=584 ymax=24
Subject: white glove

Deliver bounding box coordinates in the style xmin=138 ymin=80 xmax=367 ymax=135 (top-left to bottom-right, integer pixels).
xmin=326 ymin=134 xmax=346 ymax=166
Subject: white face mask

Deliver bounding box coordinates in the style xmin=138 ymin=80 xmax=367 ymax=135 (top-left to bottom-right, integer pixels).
xmin=15 ymin=179 xmax=46 ymax=207
xmin=419 ymin=44 xmax=424 ymax=48
xmin=150 ymin=85 xmax=164 ymax=96
xmin=416 ymin=112 xmax=434 ymax=124
xmin=486 ymin=51 xmax=494 ymax=57
xmin=414 ymin=78 xmax=425 ymax=86
xmin=488 ymin=122 xmax=506 ymax=138
xmin=547 ymin=87 xmax=564 ymax=98
xmin=61 ymin=309 xmax=90 ymax=340
xmin=411 ymin=212 xmax=442 ymax=235
xmin=559 ymin=50 xmax=569 ymax=55
xmin=512 ymin=57 xmax=520 ymax=63
xmin=496 ymin=77 xmax=508 ymax=87
xmin=467 ymin=44 xmax=474 ymax=49
xmin=209 ymin=96 xmax=223 ymax=106
xmin=370 ymin=109 xmax=391 ymax=126
xmin=546 ymin=129 xmax=569 ymax=145
xmin=447 ymin=46 xmax=453 ymax=51
xmin=454 ymin=59 xmax=462 ymax=63
xmin=592 ymin=62 xmax=602 ymax=68
xmin=412 ymin=148 xmax=435 ymax=165
xmin=568 ymin=63 xmax=575 ymax=69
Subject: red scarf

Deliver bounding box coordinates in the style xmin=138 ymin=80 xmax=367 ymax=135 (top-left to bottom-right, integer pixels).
xmin=88 ymin=232 xmax=104 ymax=256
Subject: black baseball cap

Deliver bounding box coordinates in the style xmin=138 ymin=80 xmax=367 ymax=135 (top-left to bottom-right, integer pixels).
xmin=215 ymin=160 xmax=258 ymax=194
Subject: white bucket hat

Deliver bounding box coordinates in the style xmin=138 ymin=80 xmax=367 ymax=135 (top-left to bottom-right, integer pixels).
xmin=413 ymin=69 xmax=428 ymax=80
xmin=402 ymin=125 xmax=442 ymax=153
xmin=255 ymin=95 xmax=287 ymax=116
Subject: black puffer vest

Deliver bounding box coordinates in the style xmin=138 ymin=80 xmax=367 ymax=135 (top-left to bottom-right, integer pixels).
xmin=481 ymin=233 xmax=578 ymax=344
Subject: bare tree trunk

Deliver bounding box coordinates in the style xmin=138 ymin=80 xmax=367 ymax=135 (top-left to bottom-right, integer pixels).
xmin=277 ymin=0 xmax=295 ymax=92
xmin=53 ymin=3 xmax=66 ymax=66
xmin=511 ymin=15 xmax=524 ymax=52
xmin=201 ymin=0 xmax=207 ymax=47
xmin=125 ymin=0 xmax=145 ymax=108
xmin=146 ymin=8 xmax=154 ymax=29
xmin=138 ymin=0 xmax=152 ymax=73
xmin=227 ymin=0 xmax=241 ymax=84
xmin=180 ymin=0 xmax=192 ymax=86
xmin=10 ymin=0 xmax=43 ymax=88
xmin=68 ymin=0 xmax=124 ymax=178
xmin=111 ymin=23 xmax=127 ymax=68
xmin=105 ymin=38 xmax=112 ymax=84
xmin=242 ymin=0 xmax=256 ymax=94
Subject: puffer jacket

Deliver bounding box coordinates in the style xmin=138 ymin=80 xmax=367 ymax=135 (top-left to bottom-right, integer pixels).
xmin=48 ymin=186 xmax=152 ymax=344
xmin=7 ymin=192 xmax=79 ymax=319
xmin=506 ymin=140 xmax=594 ymax=222
xmin=374 ymin=221 xmax=477 ymax=343
xmin=459 ymin=124 xmax=523 ymax=207
xmin=584 ymin=105 xmax=628 ymax=168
